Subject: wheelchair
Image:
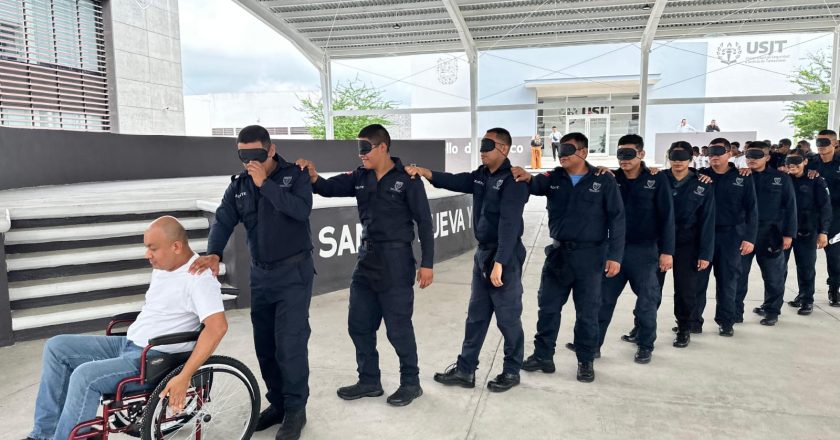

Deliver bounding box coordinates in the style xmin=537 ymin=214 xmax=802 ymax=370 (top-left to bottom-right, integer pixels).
xmin=67 ymin=312 xmax=261 ymax=440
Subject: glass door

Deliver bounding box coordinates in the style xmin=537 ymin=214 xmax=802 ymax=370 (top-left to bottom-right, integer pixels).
xmin=566 ymin=115 xmax=610 ymax=155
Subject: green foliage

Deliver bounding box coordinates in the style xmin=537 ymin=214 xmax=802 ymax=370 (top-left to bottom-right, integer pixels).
xmin=297 ymin=77 xmax=396 ymax=140
xmin=786 ymin=52 xmax=830 ymax=140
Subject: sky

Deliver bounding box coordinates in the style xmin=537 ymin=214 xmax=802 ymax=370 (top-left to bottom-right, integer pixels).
xmin=178 ymin=0 xmax=321 ymax=95
xmin=178 ymin=0 xmax=410 ymax=101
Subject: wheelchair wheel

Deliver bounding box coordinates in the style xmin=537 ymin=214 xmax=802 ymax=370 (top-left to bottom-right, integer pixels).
xmin=140 ymin=355 xmax=260 ymax=440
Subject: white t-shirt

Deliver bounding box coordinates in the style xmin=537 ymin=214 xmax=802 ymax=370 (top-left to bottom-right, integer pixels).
xmin=729 ymin=155 xmax=747 ymax=169
xmin=127 ymin=253 xmax=224 ymax=353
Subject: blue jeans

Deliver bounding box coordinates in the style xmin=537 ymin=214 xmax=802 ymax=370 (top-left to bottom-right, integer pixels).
xmin=29 ymin=335 xmax=152 ymax=440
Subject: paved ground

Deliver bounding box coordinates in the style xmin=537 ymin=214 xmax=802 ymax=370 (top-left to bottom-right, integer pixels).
xmin=3 ymin=198 xmax=840 ymax=440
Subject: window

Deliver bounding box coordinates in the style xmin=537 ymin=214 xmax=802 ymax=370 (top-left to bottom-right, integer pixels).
xmin=0 ymin=0 xmax=108 ymax=131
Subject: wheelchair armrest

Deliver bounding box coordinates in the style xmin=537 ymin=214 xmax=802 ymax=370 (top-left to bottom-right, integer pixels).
xmin=106 ymin=311 xmax=141 ymax=336
xmin=147 ymin=324 xmax=205 ymax=348
xmin=111 ymin=311 xmax=141 ymax=322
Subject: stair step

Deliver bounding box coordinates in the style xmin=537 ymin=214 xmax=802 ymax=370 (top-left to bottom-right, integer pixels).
xmin=11 ymin=292 xmax=238 ymax=331
xmin=9 ymin=264 xmax=228 ymax=301
xmin=6 ymin=239 xmax=209 ymax=272
xmin=5 ymin=217 xmax=210 ymax=245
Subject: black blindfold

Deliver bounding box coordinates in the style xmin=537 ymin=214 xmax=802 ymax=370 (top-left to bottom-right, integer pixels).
xmin=668 ymin=149 xmax=692 ymax=162
xmin=238 ymin=148 xmax=269 ymax=164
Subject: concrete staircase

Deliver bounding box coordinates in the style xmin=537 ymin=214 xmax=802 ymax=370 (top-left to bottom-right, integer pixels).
xmin=3 ymin=210 xmax=239 ymax=342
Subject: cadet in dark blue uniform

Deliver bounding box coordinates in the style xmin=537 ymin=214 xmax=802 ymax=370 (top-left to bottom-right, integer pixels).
xmin=658 ymin=142 xmax=715 ymax=348
xmin=737 ymin=142 xmax=796 ymax=326
xmin=512 ymin=132 xmax=625 ymax=382
xmin=694 ymin=138 xmax=759 ymax=337
xmin=192 ymin=125 xmax=313 ymax=439
xmin=806 ymin=129 xmax=840 ymax=307
xmin=784 ymin=150 xmax=832 ymax=315
xmin=296 ymin=124 xmax=434 ymax=407
xmin=589 ymin=135 xmax=674 ymax=364
xmin=408 ymin=128 xmax=530 ymax=392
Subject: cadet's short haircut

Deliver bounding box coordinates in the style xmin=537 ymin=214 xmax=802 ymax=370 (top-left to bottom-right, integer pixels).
xmin=486 ymin=127 xmax=512 ymax=147
xmin=560 ymin=132 xmax=589 ymax=150
xmin=237 ymin=125 xmax=271 ymax=148
xmin=618 ymin=134 xmax=644 ymax=151
xmin=669 ymin=141 xmax=692 ymax=153
xmin=749 ymin=141 xmax=770 ymax=151
xmin=358 ymin=124 xmax=391 ymax=150
xmin=788 ymin=148 xmax=804 ymax=157
xmin=779 ymin=138 xmax=792 ymax=147
xmin=692 ymin=146 xmax=701 ymax=154
xmin=709 ymin=137 xmax=731 ymax=150
xmin=551 ymin=125 xmax=557 ymax=129
xmin=798 ymin=139 xmax=811 ymax=147
xmin=819 ymin=129 xmax=837 ymax=138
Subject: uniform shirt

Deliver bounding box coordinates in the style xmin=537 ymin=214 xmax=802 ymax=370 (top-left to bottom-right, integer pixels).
xmin=729 ymin=155 xmax=747 ymax=169
xmin=750 ymin=167 xmax=797 ymax=238
xmin=663 ymin=170 xmax=715 ymax=262
xmin=614 ymin=164 xmax=675 ymax=256
xmin=790 ymin=174 xmax=832 ymax=235
xmin=699 ymin=164 xmax=759 ymax=244
xmin=768 ymin=152 xmax=788 ymax=170
xmin=127 ymin=253 xmax=224 ymax=353
xmin=807 ymin=153 xmax=840 ymax=210
xmin=430 ymin=158 xmax=529 ymax=266
xmin=313 ymin=157 xmax=434 ymax=269
xmin=528 ymin=163 xmax=625 ymax=263
xmin=208 ymin=155 xmax=313 ymax=264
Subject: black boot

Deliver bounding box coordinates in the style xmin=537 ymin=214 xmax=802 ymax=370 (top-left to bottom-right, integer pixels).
xmin=433 ymin=363 xmax=475 ymax=388
xmin=753 ymin=306 xmax=766 ymax=316
xmin=830 ymin=286 xmax=840 ymax=307
xmin=788 ymin=294 xmax=802 ymax=308
xmin=634 ymin=347 xmax=652 ymax=364
xmin=386 ymin=385 xmax=423 ymax=407
xmin=565 ymin=342 xmax=601 ymax=359
xmin=255 ymin=404 xmax=285 ymax=431
xmin=522 ymin=354 xmax=555 ymax=373
xmin=673 ymin=330 xmax=690 ymax=348
xmin=718 ymin=325 xmax=734 ymax=337
xmin=576 ymin=361 xmax=595 ymax=383
xmin=798 ymin=303 xmax=813 ymax=315
xmin=487 ymin=373 xmax=520 ymax=392
xmin=336 ymin=382 xmax=384 ymax=400
xmin=620 ymin=326 xmax=639 ymax=343
xmin=276 ymin=408 xmax=306 ymax=440
xmin=760 ymin=315 xmax=779 ymax=326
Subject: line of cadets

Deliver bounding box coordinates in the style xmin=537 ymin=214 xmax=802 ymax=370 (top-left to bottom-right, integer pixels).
xmin=202 ymin=124 xmax=840 ymax=439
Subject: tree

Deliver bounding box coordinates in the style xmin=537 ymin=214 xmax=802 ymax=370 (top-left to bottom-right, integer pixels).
xmin=786 ymin=52 xmax=830 ymax=140
xmin=297 ymin=77 xmax=396 ymax=140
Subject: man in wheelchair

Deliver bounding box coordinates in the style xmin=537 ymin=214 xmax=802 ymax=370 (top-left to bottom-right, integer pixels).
xmin=23 ymin=216 xmax=228 ymax=440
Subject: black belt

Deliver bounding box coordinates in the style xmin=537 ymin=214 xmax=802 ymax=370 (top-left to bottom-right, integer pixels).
xmin=254 ymin=251 xmax=309 ymax=270
xmin=360 ymin=240 xmax=411 ymax=250
xmin=552 ymin=240 xmax=602 ymax=250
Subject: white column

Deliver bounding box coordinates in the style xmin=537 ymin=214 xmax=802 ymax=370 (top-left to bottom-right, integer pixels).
xmin=469 ymin=53 xmax=479 ymax=169
xmin=639 ymin=47 xmax=650 ymax=137
xmin=830 ymin=25 xmax=840 ymax=130
xmin=320 ymin=56 xmax=334 ymax=140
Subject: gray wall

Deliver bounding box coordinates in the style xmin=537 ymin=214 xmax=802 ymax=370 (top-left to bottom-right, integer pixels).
xmin=0 ymin=127 xmax=446 ymax=190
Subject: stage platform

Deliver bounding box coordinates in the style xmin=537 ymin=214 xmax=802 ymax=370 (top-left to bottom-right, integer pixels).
xmin=2 ymin=197 xmax=839 ymax=439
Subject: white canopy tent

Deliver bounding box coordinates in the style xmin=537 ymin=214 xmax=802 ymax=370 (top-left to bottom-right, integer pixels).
xmin=231 ymin=0 xmax=840 ymax=166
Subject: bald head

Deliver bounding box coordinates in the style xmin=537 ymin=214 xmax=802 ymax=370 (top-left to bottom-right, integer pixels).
xmin=144 ymin=216 xmax=192 ymax=271
xmin=148 ymin=216 xmax=189 ymax=245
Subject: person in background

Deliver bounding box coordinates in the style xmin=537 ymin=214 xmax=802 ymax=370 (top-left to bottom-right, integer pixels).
xmin=706 ymin=119 xmax=721 ymax=132
xmin=677 ymin=118 xmax=697 ymax=133
xmin=784 ymin=149 xmax=831 ymax=315
xmin=531 ymin=133 xmax=544 ymax=170
xmin=550 ymin=126 xmax=562 ymax=162
xmin=729 ymin=142 xmax=747 ymax=169
xmin=769 ymin=138 xmax=792 ymax=169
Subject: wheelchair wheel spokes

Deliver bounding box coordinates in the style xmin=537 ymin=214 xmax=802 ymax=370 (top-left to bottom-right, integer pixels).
xmin=141 ymin=356 xmax=259 ymax=440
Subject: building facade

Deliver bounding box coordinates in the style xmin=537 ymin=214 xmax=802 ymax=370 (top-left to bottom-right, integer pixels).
xmin=0 ymin=0 xmax=185 ymax=135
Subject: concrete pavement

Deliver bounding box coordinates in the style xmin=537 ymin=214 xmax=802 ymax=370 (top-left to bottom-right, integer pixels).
xmin=3 ymin=198 xmax=840 ymax=439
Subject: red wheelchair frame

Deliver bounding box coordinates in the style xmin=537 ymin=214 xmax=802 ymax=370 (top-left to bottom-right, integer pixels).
xmin=67 ymin=311 xmax=203 ymax=440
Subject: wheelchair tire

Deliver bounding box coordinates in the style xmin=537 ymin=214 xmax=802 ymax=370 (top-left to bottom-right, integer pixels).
xmin=140 ymin=355 xmax=260 ymax=440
